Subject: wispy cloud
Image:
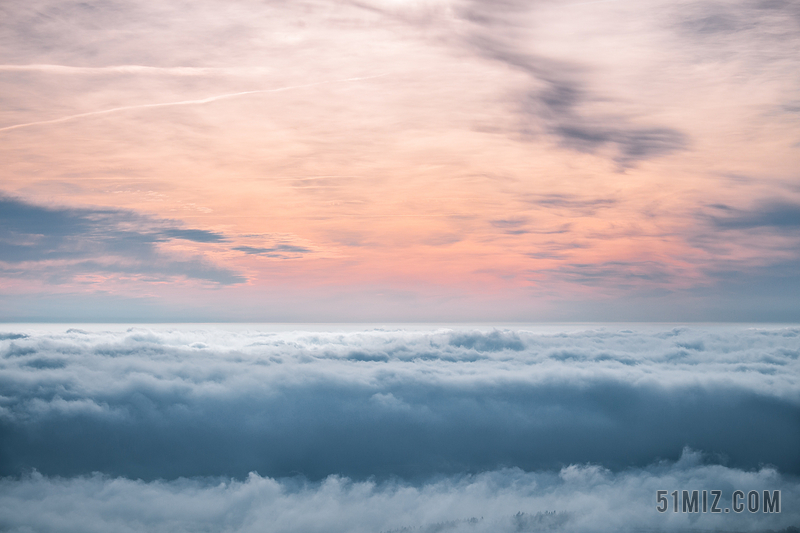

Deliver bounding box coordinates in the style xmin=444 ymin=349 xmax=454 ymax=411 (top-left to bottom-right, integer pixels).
xmin=708 ymin=200 xmax=800 ymax=230
xmin=0 ymin=74 xmax=388 ymax=133
xmin=539 ymin=260 xmax=675 ymax=287
xmin=525 ymin=194 xmax=617 ymax=215
xmin=490 ymin=217 xmax=529 ymax=234
xmin=457 ymin=0 xmax=688 ymax=166
xmin=0 ymin=195 xmax=243 ymax=284
xmin=0 ymin=64 xmax=272 ymax=75
xmin=235 ymin=244 xmax=312 ymax=258
xmin=1 ymin=457 xmax=798 ymax=533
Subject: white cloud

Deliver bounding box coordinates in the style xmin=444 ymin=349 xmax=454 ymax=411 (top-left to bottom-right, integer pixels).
xmin=0 ymin=454 xmax=797 ymax=533
xmin=0 ymin=324 xmax=797 ymax=483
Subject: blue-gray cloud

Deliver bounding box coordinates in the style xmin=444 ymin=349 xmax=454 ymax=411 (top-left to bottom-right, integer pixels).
xmin=457 ymin=3 xmax=688 ymax=167
xmin=538 ymin=260 xmax=673 ymax=287
xmin=161 ymin=228 xmax=227 ymax=243
xmin=709 ymin=200 xmax=800 ymax=230
xmin=490 ymin=218 xmax=529 ymax=234
xmin=234 ymin=244 xmax=312 ymax=258
xmin=0 ymin=456 xmax=798 ymax=533
xmin=1 ymin=325 xmax=799 ymax=532
xmin=490 ymin=218 xmax=527 ymax=229
xmin=1 ymin=325 xmax=798 ymax=482
xmin=549 ymin=123 xmax=687 ymax=166
xmin=526 ymin=194 xmax=616 ymax=212
xmin=0 ymin=195 xmax=243 ymax=284
xmin=678 ymin=0 xmax=800 ymax=41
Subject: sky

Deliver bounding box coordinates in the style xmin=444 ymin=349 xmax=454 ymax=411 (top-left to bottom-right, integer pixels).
xmin=1 ymin=0 xmax=799 ymax=322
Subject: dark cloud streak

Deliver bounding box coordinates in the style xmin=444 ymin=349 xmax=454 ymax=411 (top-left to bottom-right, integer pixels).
xmin=0 ymin=195 xmax=243 ymax=284
xmin=459 ymin=6 xmax=688 ymax=166
xmin=709 ymin=200 xmax=800 ymax=230
xmin=234 ymin=244 xmax=312 ymax=258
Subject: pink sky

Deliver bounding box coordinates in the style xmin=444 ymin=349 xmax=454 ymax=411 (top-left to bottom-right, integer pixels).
xmin=1 ymin=0 xmax=799 ymax=321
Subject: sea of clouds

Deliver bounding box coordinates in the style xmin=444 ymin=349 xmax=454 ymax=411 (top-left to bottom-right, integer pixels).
xmin=0 ymin=324 xmax=798 ymax=532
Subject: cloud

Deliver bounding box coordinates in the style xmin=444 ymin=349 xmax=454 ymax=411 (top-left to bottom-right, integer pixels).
xmin=673 ymin=198 xmax=800 ymax=319
xmin=161 ymin=228 xmax=227 ymax=243
xmin=0 ymin=333 xmax=28 ymax=340
xmin=448 ymin=330 xmax=524 ymax=351
xmin=538 ymin=261 xmax=675 ymax=288
xmin=677 ymin=0 xmax=800 ymax=43
xmin=0 ymin=75 xmax=389 ymax=133
xmin=0 ymin=0 xmax=273 ymax=66
xmin=0 ymin=453 xmax=798 ymax=533
xmin=234 ymin=244 xmax=312 ymax=258
xmin=548 ymin=123 xmax=687 ymax=166
xmin=523 ymin=75 xmax=688 ymax=167
xmin=526 ymin=194 xmax=616 ymax=211
xmin=0 ymin=195 xmax=244 ymax=284
xmin=0 ymin=64 xmax=273 ymax=75
xmin=489 ymin=218 xmax=527 ymax=229
xmin=456 ymin=1 xmax=688 ymax=166
xmin=490 ymin=218 xmax=529 ymax=234
xmin=0 ymin=325 xmax=798 ymax=482
xmin=709 ymin=200 xmax=800 ymax=230
xmin=232 ymin=232 xmax=321 ymax=259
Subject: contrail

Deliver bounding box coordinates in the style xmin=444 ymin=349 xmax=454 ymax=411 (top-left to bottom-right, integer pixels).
xmin=0 ymin=64 xmax=268 ymax=75
xmin=0 ymin=74 xmax=388 ymax=133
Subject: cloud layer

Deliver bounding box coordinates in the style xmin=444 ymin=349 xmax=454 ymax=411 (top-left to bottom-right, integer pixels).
xmin=1 ymin=325 xmax=797 ymax=481
xmin=0 ymin=453 xmax=798 ymax=533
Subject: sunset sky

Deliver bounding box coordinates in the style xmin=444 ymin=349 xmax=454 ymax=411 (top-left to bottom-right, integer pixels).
xmin=1 ymin=0 xmax=798 ymax=322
